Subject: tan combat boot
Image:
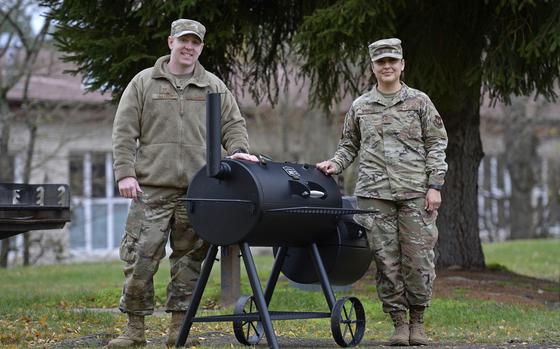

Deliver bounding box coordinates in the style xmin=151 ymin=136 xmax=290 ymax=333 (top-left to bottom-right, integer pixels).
xmin=409 ymin=306 xmax=429 ymax=345
xmin=107 ymin=314 xmax=146 ymax=348
xmin=166 ymin=311 xmax=186 ymax=347
xmin=389 ymin=310 xmax=410 ymax=346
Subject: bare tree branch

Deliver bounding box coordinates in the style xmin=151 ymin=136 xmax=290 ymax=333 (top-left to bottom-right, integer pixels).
xmin=0 ymin=0 xmax=50 ymax=94
xmin=0 ymin=1 xmax=19 ymax=29
xmin=0 ymin=32 xmax=15 ymax=58
xmin=2 ymin=0 xmax=29 ymax=52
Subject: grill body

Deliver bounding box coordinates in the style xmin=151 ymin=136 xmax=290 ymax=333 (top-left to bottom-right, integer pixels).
xmin=177 ymin=94 xmax=369 ymax=348
xmin=186 ymin=159 xmax=342 ymax=246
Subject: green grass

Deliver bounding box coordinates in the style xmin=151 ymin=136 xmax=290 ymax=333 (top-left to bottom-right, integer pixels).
xmin=0 ymin=240 xmax=559 ymax=347
xmin=483 ymin=238 xmax=560 ymax=281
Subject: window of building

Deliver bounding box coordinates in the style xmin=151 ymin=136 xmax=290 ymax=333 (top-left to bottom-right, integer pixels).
xmin=69 ymin=152 xmax=129 ymax=252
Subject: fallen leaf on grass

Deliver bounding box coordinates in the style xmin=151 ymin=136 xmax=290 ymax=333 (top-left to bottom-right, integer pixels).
xmin=38 ymin=315 xmax=49 ymax=327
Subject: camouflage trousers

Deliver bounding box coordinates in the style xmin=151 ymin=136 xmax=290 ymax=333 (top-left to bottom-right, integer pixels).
xmin=118 ymin=186 xmax=209 ymax=316
xmin=357 ymin=196 xmax=438 ymax=313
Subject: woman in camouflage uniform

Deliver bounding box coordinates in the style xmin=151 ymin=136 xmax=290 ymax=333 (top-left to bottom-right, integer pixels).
xmin=317 ymin=38 xmax=448 ymax=346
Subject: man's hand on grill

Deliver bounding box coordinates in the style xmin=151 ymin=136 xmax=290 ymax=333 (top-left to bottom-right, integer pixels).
xmin=316 ymin=160 xmax=338 ymax=175
xmin=118 ymin=177 xmax=143 ymax=200
xmin=229 ymin=152 xmax=259 ymax=162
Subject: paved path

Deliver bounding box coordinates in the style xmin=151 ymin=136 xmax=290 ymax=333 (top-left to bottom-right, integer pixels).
xmin=50 ymin=331 xmax=560 ymax=348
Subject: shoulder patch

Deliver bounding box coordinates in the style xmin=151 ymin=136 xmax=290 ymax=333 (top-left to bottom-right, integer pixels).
xmin=434 ymin=114 xmax=444 ymax=128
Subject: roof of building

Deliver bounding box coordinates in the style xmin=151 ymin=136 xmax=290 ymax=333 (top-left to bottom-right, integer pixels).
xmin=5 ymin=48 xmax=110 ymax=104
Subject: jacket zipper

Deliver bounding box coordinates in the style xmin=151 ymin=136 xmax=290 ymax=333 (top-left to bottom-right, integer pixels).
xmin=175 ymin=83 xmax=185 ymax=183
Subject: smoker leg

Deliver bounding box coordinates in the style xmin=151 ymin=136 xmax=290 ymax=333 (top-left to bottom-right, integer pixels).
xmin=263 ymin=246 xmax=288 ymax=305
xmin=175 ymin=244 xmax=219 ymax=347
xmin=233 ymin=247 xmax=286 ymax=346
xmin=310 ymin=243 xmax=337 ymax=311
xmin=240 ymin=243 xmax=279 ymax=349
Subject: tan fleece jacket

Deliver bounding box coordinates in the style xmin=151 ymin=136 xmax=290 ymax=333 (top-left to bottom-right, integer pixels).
xmin=112 ymin=55 xmax=249 ymax=188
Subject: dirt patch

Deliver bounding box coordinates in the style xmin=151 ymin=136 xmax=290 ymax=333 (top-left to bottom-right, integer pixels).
xmin=434 ymin=269 xmax=560 ymax=309
xmin=356 ymin=267 xmax=560 ymax=309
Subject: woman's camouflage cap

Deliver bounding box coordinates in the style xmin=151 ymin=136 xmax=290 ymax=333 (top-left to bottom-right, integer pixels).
xmin=368 ymin=38 xmax=403 ymax=61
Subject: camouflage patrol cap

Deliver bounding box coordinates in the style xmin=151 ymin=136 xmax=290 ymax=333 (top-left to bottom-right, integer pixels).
xmin=368 ymin=38 xmax=403 ymax=62
xmin=170 ymin=19 xmax=206 ymax=42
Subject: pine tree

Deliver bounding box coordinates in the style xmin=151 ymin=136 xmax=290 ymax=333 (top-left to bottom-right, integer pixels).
xmin=43 ymin=0 xmax=560 ymax=268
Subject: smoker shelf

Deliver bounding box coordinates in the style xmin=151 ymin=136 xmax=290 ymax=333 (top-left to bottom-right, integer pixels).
xmin=266 ymin=206 xmax=376 ymax=215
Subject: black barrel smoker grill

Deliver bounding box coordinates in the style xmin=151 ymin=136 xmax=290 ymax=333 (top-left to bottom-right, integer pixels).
xmin=176 ymin=93 xmax=373 ymax=348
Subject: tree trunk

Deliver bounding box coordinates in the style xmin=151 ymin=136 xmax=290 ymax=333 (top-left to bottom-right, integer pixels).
xmin=0 ymin=240 xmax=10 ymax=268
xmin=0 ymin=98 xmax=12 ymax=268
xmin=22 ymin=114 xmax=38 ymax=266
xmin=549 ymin=161 xmax=560 ymax=232
xmin=0 ymin=98 xmax=11 ymax=177
xmin=436 ymin=101 xmax=485 ymax=269
xmin=507 ymin=149 xmax=538 ymax=239
xmin=503 ymin=99 xmax=538 ymax=240
xmin=23 ymin=234 xmax=30 ymax=266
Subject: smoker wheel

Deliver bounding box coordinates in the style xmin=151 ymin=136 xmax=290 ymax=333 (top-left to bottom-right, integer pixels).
xmin=330 ymin=296 xmax=366 ymax=347
xmin=233 ymin=295 xmax=264 ymax=345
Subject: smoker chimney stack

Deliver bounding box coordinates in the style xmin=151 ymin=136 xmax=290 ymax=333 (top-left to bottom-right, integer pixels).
xmin=206 ymin=92 xmax=231 ymax=178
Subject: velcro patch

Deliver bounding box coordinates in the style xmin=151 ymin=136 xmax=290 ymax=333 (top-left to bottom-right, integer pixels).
xmin=152 ymin=93 xmax=177 ymax=100
xmin=185 ymin=96 xmax=206 ymax=101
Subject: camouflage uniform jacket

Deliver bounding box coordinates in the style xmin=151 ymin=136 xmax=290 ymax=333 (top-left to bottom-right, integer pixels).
xmin=112 ymin=55 xmax=249 ymax=189
xmin=331 ymin=83 xmax=448 ymax=201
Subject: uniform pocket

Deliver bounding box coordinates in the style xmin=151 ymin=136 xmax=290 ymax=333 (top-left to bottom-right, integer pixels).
xmin=119 ymin=201 xmax=144 ymax=263
xmin=357 ymin=113 xmax=382 ymax=141
xmin=404 ymin=112 xmax=423 ymax=140
xmin=119 ymin=233 xmax=138 ymax=263
xmin=354 ymin=197 xmax=377 ymax=231
xmin=353 ymin=213 xmax=374 ymax=231
xmin=422 ymin=209 xmax=438 ymax=225
xmin=135 ymin=144 xmax=181 ymax=186
xmin=394 ymin=107 xmax=422 ymax=141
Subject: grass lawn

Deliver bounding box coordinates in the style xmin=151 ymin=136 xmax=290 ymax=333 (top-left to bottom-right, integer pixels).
xmin=483 ymin=238 xmax=560 ymax=281
xmin=0 ymin=239 xmax=559 ymax=348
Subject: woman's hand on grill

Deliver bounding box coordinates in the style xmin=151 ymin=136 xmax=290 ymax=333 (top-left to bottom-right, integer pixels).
xmin=316 ymin=160 xmax=338 ymax=175
xmin=230 ymin=152 xmax=259 ymax=162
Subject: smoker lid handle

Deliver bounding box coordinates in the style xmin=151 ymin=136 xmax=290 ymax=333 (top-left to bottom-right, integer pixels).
xmin=309 ymin=190 xmax=326 ymax=199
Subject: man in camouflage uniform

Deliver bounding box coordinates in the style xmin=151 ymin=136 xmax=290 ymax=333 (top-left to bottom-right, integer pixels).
xmin=110 ymin=19 xmax=258 ymax=348
xmin=317 ymin=38 xmax=448 ymax=346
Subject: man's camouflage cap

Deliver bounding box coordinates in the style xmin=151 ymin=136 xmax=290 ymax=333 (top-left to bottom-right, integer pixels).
xmin=170 ymin=19 xmax=206 ymax=42
xmin=368 ymin=38 xmax=403 ymax=62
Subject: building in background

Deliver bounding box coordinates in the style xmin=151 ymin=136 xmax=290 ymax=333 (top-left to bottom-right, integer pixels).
xmin=478 ymin=95 xmax=560 ymax=241
xmin=6 ymin=48 xmax=121 ymax=263
xmin=5 ymin=49 xmax=560 ymax=265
